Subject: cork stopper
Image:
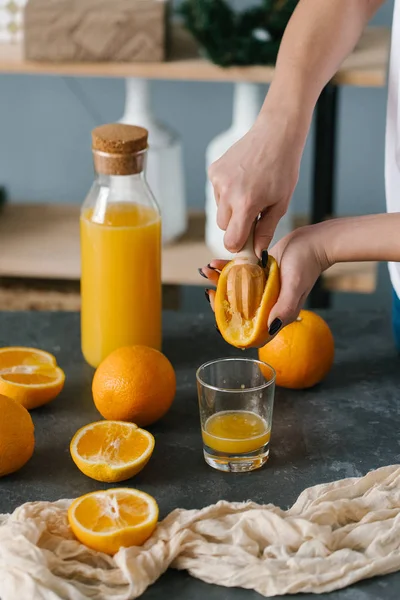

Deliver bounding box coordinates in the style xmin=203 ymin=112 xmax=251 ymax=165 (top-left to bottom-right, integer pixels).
xmin=92 ymin=123 xmax=148 ymax=176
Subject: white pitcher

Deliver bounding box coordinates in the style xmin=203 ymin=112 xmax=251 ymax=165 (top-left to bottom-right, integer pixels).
xmin=120 ymin=78 xmax=187 ymax=245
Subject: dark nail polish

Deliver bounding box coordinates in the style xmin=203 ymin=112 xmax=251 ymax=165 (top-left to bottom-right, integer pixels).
xmin=269 ymin=318 xmax=283 ymax=336
xmin=261 ymin=250 xmax=269 ymax=269
xmin=204 ymin=289 xmax=210 ymax=303
xmin=207 ymin=264 xmax=218 ymax=272
xmin=198 ymin=267 xmax=208 ymax=280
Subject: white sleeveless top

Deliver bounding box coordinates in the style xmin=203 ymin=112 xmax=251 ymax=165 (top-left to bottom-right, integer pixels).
xmin=386 ymin=0 xmax=400 ymax=296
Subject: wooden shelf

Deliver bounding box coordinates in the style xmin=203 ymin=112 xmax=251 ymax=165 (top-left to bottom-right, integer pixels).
xmin=0 ymin=26 xmax=390 ymax=87
xmin=0 ymin=203 xmax=377 ymax=294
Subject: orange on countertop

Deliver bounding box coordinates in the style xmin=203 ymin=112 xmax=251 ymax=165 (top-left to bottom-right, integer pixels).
xmin=92 ymin=345 xmax=176 ymax=426
xmin=258 ymin=310 xmax=334 ymax=389
xmin=0 ymin=347 xmax=65 ymax=409
xmin=70 ymin=420 xmax=155 ymax=483
xmin=0 ymin=393 xmax=35 ymax=477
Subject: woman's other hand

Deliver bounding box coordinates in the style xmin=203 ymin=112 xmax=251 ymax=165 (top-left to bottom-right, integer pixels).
xmin=199 ymin=222 xmax=332 ymax=335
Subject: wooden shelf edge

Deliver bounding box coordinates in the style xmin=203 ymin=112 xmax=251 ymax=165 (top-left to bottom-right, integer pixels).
xmin=0 ymin=27 xmax=390 ymax=87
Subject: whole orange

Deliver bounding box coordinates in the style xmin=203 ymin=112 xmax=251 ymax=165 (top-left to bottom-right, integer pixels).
xmin=258 ymin=310 xmax=334 ymax=389
xmin=0 ymin=393 xmax=35 ymax=477
xmin=92 ymin=346 xmax=176 ymax=426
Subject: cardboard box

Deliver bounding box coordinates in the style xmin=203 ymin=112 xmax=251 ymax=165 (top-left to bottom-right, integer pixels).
xmin=24 ymin=0 xmax=168 ymax=62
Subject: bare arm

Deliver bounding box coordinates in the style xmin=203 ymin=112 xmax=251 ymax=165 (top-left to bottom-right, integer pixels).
xmin=325 ymin=213 xmax=400 ymax=264
xmin=210 ymin=0 xmax=386 ymax=255
xmin=266 ymin=213 xmax=400 ymax=329
xmin=263 ymin=0 xmax=385 ymax=130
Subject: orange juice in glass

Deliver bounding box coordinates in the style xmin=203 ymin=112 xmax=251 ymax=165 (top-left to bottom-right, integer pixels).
xmin=201 ymin=410 xmax=271 ymax=455
xmin=80 ymin=124 xmax=161 ymax=368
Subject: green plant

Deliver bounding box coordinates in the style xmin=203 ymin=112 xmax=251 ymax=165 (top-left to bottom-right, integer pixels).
xmin=179 ymin=0 xmax=299 ymax=67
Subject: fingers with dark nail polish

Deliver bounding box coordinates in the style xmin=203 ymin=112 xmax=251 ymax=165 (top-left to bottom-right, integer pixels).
xmin=269 ymin=318 xmax=282 ymax=336
xmin=205 ymin=289 xmax=210 ymax=303
xmin=261 ymin=250 xmax=269 ymax=269
xmin=207 ymin=264 xmax=219 ymax=272
xmin=198 ymin=267 xmax=208 ymax=280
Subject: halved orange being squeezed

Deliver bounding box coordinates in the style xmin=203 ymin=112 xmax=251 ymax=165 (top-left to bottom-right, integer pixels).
xmin=215 ymin=256 xmax=280 ymax=348
xmin=0 ymin=347 xmax=65 ymax=409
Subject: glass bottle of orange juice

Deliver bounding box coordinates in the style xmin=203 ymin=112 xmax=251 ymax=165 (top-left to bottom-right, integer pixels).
xmin=80 ymin=123 xmax=161 ymax=368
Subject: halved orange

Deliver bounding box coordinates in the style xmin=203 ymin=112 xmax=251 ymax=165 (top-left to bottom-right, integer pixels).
xmin=70 ymin=420 xmax=155 ymax=483
xmin=215 ymin=256 xmax=280 ymax=348
xmin=0 ymin=347 xmax=65 ymax=409
xmin=68 ymin=488 xmax=159 ymax=555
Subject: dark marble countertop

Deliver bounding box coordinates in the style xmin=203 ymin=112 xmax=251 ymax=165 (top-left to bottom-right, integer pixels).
xmin=0 ymin=310 xmax=399 ymax=600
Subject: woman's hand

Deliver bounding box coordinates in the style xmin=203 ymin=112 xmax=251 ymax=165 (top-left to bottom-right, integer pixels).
xmin=200 ymin=222 xmax=332 ymax=336
xmin=205 ymin=0 xmax=384 ymax=293
xmin=265 ymin=224 xmax=331 ymax=329
xmin=207 ymin=108 xmax=307 ymax=258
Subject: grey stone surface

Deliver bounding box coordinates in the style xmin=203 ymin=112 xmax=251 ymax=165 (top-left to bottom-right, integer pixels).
xmin=0 ymin=310 xmax=399 ymax=599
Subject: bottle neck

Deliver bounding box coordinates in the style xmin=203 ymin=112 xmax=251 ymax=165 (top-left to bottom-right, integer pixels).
xmin=93 ymin=148 xmax=147 ymax=177
xmin=91 ymin=171 xmax=150 ymax=223
xmin=232 ymin=82 xmax=261 ymax=130
xmin=122 ymin=78 xmax=153 ymax=124
xmin=95 ymin=171 xmax=145 ymax=187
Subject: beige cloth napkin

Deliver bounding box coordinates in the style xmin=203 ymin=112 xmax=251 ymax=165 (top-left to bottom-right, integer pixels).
xmin=0 ymin=464 xmax=400 ymax=599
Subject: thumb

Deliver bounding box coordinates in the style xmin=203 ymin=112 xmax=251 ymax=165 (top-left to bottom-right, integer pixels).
xmin=223 ymin=204 xmax=258 ymax=253
xmin=254 ymin=205 xmax=283 ymax=258
xmin=267 ymin=275 xmax=306 ymax=335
